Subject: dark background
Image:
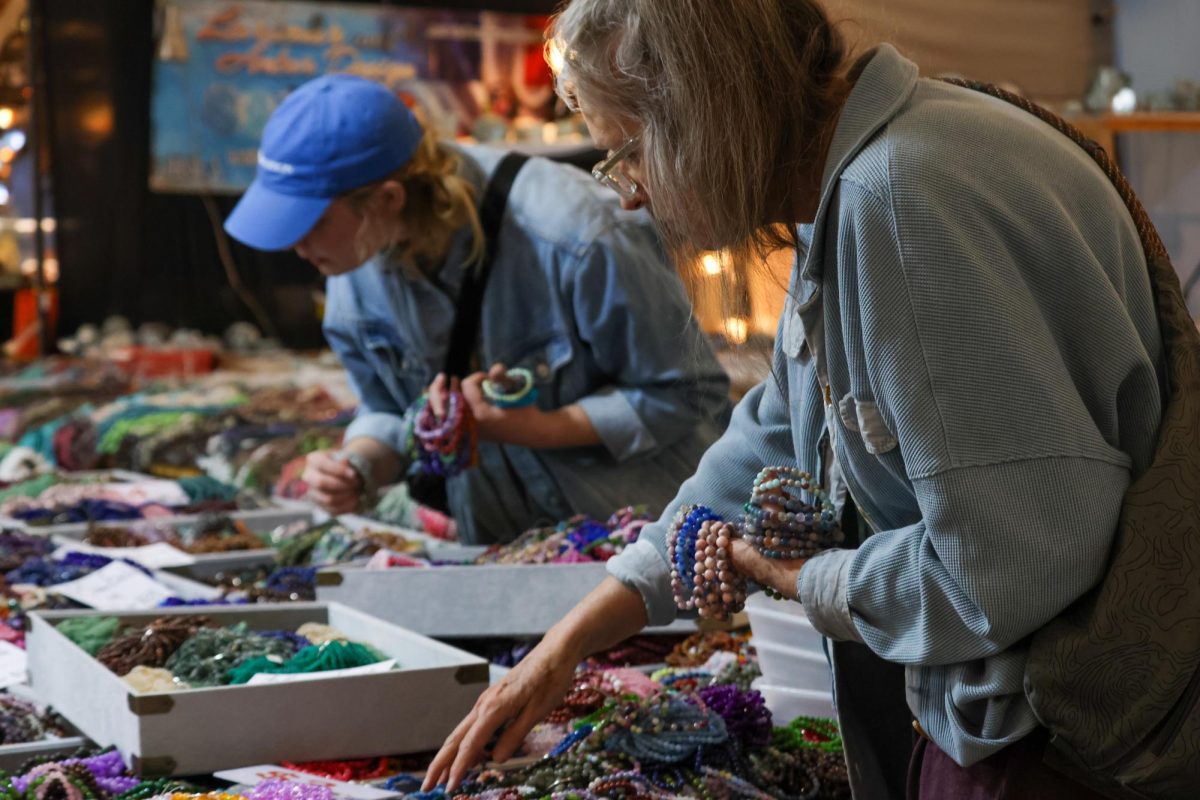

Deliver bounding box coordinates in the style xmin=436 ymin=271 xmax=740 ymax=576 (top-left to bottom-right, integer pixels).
xmin=42 ymin=0 xmax=563 ymax=348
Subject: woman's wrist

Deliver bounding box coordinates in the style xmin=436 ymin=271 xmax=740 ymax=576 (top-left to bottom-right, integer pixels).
xmin=336 ymin=450 xmax=377 ymax=508
xmin=542 ymin=576 xmax=650 ymax=663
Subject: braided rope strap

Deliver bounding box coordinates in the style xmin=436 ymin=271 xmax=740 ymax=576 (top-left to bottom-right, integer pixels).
xmin=945 ymin=79 xmax=1200 ymax=794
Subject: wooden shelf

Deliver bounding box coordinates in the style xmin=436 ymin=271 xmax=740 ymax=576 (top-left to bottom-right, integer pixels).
xmin=1067 ymin=112 xmax=1200 ymax=134
xmin=1060 ymin=112 xmax=1200 ymax=165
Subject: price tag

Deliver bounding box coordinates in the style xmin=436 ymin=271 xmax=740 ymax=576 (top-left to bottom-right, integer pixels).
xmin=53 ymin=541 xmax=196 ymax=569
xmin=245 ymin=659 xmax=397 ymax=686
xmin=52 ymin=561 xmax=175 ymax=610
xmin=212 ymin=766 xmax=399 ymax=800
xmin=0 ymin=640 xmax=28 ymax=689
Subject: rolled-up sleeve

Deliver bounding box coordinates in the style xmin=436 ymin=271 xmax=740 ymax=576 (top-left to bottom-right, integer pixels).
xmin=569 ymin=221 xmax=730 ymax=462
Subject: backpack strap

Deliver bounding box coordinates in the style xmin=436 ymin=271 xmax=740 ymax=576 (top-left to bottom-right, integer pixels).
xmin=442 ymin=152 xmax=530 ymax=378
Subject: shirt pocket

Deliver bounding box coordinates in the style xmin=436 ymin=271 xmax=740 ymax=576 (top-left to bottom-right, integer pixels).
xmin=361 ymin=323 xmax=428 ymax=405
xmin=495 ymin=330 xmax=576 ymax=408
xmin=837 ymin=392 xmax=899 ymax=456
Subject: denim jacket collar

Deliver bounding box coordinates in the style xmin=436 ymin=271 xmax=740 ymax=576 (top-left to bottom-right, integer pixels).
xmin=799 ymin=44 xmax=919 ymax=286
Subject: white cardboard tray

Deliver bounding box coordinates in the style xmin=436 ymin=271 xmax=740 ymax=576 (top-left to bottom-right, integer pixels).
xmin=751 ymin=677 xmax=837 ymax=724
xmin=27 ymin=602 xmax=488 ymax=776
xmin=8 ymin=506 xmax=312 ymax=544
xmin=49 ymin=534 xmax=279 ymax=582
xmin=316 ymin=561 xmax=696 ymax=638
xmin=0 ymin=736 xmax=91 ymax=772
xmin=744 ymin=592 xmax=825 ymax=654
xmin=0 ymin=684 xmax=89 ymax=773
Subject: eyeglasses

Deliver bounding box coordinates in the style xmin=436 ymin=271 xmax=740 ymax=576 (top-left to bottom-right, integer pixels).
xmin=592 ymin=135 xmax=641 ymax=200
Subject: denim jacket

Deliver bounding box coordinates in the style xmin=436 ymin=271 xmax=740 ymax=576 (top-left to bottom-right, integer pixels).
xmin=608 ymin=45 xmax=1164 ymax=770
xmin=323 ymin=145 xmax=731 ymax=543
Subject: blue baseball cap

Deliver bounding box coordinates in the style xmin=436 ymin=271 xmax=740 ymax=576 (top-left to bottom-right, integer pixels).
xmin=224 ymin=74 xmax=423 ymax=251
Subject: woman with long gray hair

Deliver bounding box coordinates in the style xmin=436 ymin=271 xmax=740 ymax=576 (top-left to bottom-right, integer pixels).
xmin=424 ymin=1 xmax=1166 ymax=797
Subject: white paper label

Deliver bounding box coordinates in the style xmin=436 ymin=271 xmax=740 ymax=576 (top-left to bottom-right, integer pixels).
xmin=245 ymin=659 xmax=397 ymax=686
xmin=53 ymin=541 xmax=196 ymax=569
xmin=0 ymin=640 xmax=28 ymax=689
xmin=212 ymin=766 xmax=399 ymax=800
xmin=52 ymin=561 xmax=176 ymax=609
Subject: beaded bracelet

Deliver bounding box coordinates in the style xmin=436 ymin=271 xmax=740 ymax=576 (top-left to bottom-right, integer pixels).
xmin=667 ymin=506 xmax=747 ymax=620
xmin=403 ymin=393 xmax=478 ymax=478
xmin=481 ymin=368 xmax=539 ymax=409
xmin=742 ymin=466 xmax=843 ymax=565
xmin=666 ymin=505 xmax=718 ymax=611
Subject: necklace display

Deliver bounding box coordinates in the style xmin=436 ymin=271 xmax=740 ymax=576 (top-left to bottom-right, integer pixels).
xmin=474 ymin=507 xmax=650 ymax=565
xmin=272 ymin=520 xmax=422 ymax=570
xmin=667 ymin=467 xmax=843 ymax=618
xmin=83 ymin=513 xmax=265 ymax=556
xmin=586 ymin=634 xmax=685 ymax=668
xmin=664 ymin=631 xmax=750 ymax=668
xmin=0 ymin=695 xmax=68 ymax=745
xmin=419 ymin=669 xmax=847 ymax=800
xmin=2 ymin=382 xmax=352 ymax=501
xmin=65 ymin=615 xmax=392 ymax=689
xmin=369 ymin=483 xmax=457 ymax=541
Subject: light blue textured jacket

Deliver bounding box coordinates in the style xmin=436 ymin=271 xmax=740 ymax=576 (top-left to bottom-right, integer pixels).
xmin=324 ymin=145 xmax=731 ymax=543
xmin=608 ymin=45 xmax=1165 ymax=766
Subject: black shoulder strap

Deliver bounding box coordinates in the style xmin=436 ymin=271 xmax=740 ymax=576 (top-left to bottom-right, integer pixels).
xmin=442 ymin=152 xmax=530 ymax=377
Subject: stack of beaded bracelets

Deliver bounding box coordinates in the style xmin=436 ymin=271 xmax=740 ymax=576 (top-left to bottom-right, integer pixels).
xmin=667 ymin=505 xmax=747 ymax=620
xmin=668 ymin=467 xmax=844 ymax=613
xmin=741 ymin=467 xmax=842 ymax=560
xmin=481 ymin=367 xmax=538 ymax=409
xmin=404 ymin=391 xmax=478 ymax=477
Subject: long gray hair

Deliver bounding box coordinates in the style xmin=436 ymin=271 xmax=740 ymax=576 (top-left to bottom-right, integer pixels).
xmin=549 ymin=0 xmax=849 ymax=280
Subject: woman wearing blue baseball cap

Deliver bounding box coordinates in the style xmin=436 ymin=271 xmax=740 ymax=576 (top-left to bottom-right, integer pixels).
xmin=224 ymin=74 xmax=731 ymax=544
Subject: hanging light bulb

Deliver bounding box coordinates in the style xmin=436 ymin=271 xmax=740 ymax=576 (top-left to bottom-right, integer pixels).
xmin=723 ymin=316 xmax=750 ymax=345
xmin=1 ymin=129 xmax=24 ymax=152
xmin=701 ymin=252 xmax=724 ymax=276
xmin=0 ymin=107 xmax=12 ymax=129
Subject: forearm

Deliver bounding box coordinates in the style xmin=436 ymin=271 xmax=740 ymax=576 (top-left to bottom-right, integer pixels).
xmin=494 ymin=404 xmax=602 ymax=450
xmin=540 ymin=576 xmax=650 ymax=662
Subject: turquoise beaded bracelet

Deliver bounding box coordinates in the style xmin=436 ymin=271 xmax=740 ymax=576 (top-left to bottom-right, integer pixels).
xmin=482 ymin=367 xmax=539 ymax=409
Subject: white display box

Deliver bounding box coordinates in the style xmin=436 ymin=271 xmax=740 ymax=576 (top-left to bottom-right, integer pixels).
xmin=337 ymin=514 xmax=444 ymax=551
xmin=27 ymin=602 xmax=488 ymax=776
xmin=0 ymin=735 xmax=91 ymax=772
xmin=49 ymin=534 xmax=279 ymax=582
xmin=11 ymin=506 xmax=312 ymax=545
xmin=751 ymin=677 xmax=837 ymax=724
xmin=744 ymin=592 xmax=824 ymax=654
xmin=316 ymin=562 xmax=695 ymax=638
xmin=752 ymin=639 xmax=832 ymax=692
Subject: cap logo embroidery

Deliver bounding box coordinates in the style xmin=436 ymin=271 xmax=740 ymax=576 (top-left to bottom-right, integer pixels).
xmin=257 ymin=152 xmax=296 ymax=175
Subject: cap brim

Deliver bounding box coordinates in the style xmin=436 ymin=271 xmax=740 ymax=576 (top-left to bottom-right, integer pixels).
xmin=223 ymin=180 xmax=332 ymax=251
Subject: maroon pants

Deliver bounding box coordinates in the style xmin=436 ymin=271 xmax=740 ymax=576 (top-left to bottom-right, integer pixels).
xmin=907 ymin=729 xmax=1111 ymax=800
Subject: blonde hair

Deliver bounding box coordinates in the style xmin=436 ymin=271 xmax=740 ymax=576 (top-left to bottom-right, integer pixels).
xmin=344 ymin=124 xmax=485 ymax=272
xmin=549 ymin=0 xmax=849 ymax=288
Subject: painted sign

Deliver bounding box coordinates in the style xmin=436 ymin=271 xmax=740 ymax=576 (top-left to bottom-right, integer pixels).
xmin=151 ymin=0 xmax=554 ymax=193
